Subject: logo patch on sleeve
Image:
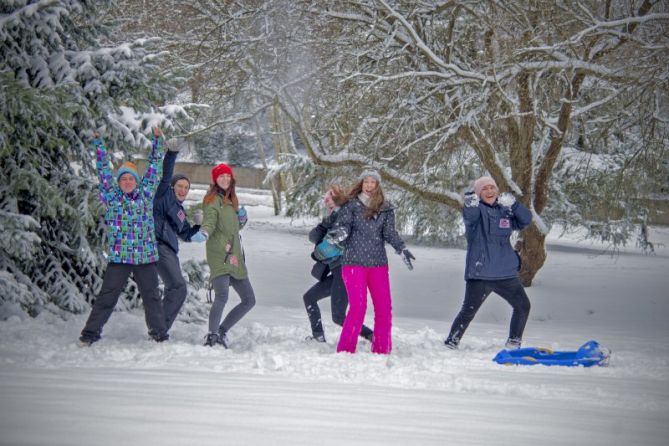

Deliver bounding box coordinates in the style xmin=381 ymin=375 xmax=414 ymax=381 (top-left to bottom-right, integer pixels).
xmin=499 ymin=218 xmax=511 ymax=229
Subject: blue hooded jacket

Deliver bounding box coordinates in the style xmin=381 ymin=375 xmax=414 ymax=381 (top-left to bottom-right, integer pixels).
xmin=153 ymin=151 xmax=200 ymax=254
xmin=463 ymin=198 xmax=532 ymax=281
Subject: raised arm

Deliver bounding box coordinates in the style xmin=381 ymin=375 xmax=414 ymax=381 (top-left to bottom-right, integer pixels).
xmin=94 ymin=133 xmax=115 ymax=205
xmin=155 ymin=149 xmax=177 ymax=199
xmin=462 ymin=192 xmax=483 ymax=236
xmin=141 ymin=127 xmax=165 ymax=199
xmin=511 ymin=201 xmax=532 ymax=231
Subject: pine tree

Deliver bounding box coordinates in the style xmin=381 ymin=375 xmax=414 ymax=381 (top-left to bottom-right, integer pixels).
xmin=0 ymin=1 xmax=178 ymax=316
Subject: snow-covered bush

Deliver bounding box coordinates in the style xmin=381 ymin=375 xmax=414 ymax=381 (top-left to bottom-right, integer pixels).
xmin=0 ymin=0 xmax=179 ymax=316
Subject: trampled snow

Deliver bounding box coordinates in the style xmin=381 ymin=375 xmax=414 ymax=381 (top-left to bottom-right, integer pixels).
xmin=1 ymin=194 xmax=668 ymax=445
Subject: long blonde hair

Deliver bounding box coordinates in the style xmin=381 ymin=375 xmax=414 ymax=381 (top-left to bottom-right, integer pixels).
xmin=203 ymin=178 xmax=239 ymax=210
xmin=348 ymin=179 xmax=385 ymax=219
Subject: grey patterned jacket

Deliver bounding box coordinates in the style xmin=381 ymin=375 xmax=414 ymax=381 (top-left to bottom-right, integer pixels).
xmin=334 ymin=198 xmax=406 ymax=267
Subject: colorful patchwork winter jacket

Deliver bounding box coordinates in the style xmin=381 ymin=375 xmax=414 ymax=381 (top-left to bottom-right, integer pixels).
xmin=463 ymin=198 xmax=532 ymax=281
xmin=95 ymin=136 xmax=163 ymax=264
xmin=200 ymin=194 xmax=248 ymax=280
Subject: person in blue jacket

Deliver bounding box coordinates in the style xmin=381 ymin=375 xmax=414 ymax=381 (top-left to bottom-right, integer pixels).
xmin=153 ymin=140 xmax=203 ymax=333
xmin=444 ymin=176 xmax=533 ymax=350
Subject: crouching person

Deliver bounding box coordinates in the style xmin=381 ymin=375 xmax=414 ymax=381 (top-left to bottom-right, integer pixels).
xmin=79 ymin=128 xmax=168 ymax=346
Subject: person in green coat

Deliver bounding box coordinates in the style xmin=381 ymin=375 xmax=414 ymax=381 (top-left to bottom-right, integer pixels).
xmin=198 ymin=163 xmax=254 ymax=347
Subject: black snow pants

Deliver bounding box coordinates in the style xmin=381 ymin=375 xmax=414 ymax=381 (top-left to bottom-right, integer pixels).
xmin=446 ymin=278 xmax=530 ymax=346
xmin=156 ymin=242 xmax=187 ymax=332
xmin=303 ymin=264 xmax=373 ymax=341
xmin=81 ymin=262 xmax=167 ymax=342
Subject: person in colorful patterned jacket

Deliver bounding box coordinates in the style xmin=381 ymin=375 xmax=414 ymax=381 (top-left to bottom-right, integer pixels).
xmin=198 ymin=163 xmax=255 ymax=348
xmin=79 ymin=128 xmax=168 ymax=346
xmin=330 ymin=170 xmax=415 ymax=354
xmin=444 ymin=176 xmax=533 ymax=350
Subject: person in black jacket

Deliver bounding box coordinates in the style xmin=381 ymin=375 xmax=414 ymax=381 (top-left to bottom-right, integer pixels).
xmin=303 ymin=186 xmax=373 ymax=343
xmin=153 ymin=140 xmax=203 ymax=333
xmin=444 ymin=176 xmax=533 ymax=350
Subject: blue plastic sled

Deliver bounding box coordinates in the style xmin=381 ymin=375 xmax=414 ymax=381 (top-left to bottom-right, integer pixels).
xmin=493 ymin=340 xmax=611 ymax=367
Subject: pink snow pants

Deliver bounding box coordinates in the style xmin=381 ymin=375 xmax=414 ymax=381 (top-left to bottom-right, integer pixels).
xmin=337 ymin=265 xmax=392 ymax=354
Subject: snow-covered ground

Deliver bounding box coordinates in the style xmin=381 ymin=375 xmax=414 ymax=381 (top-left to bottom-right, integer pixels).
xmin=1 ymin=190 xmax=668 ymax=446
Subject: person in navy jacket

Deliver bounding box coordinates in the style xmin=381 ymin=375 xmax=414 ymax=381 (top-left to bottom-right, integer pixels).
xmin=445 ymin=176 xmax=533 ymax=350
xmin=153 ymin=140 xmax=203 ymax=333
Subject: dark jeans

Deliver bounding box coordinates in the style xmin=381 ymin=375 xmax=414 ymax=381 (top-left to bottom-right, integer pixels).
xmin=81 ymin=262 xmax=167 ymax=342
xmin=303 ymin=265 xmax=373 ymax=341
xmin=208 ymin=275 xmax=256 ymax=334
xmin=446 ymin=278 xmax=530 ymax=345
xmin=157 ymin=243 xmax=187 ymax=332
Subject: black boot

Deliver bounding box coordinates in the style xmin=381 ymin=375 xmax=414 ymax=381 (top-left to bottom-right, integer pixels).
xmin=217 ymin=327 xmax=229 ymax=348
xmin=305 ymin=333 xmax=326 ymax=343
xmin=444 ymin=337 xmax=459 ymax=350
xmin=204 ymin=333 xmax=219 ymax=347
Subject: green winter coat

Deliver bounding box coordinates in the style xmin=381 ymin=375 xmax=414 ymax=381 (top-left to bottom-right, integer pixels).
xmin=201 ymin=195 xmax=248 ymax=280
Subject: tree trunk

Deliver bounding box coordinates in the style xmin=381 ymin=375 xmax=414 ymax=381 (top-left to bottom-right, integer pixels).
xmin=252 ymin=109 xmax=281 ymax=216
xmin=515 ymin=224 xmax=547 ymax=287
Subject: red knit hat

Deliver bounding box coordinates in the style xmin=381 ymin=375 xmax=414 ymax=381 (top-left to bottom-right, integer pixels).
xmin=211 ymin=163 xmax=234 ymax=183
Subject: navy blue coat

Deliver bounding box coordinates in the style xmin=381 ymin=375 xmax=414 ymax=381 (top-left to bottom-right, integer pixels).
xmin=335 ymin=198 xmax=406 ymax=267
xmin=153 ymin=151 xmax=200 ymax=254
xmin=463 ymin=198 xmax=532 ymax=281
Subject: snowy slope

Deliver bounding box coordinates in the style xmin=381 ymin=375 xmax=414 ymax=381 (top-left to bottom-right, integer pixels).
xmin=1 ymin=194 xmax=668 ymax=446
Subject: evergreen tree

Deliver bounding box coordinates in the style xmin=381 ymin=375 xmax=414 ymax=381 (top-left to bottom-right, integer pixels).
xmin=0 ymin=0 xmax=179 ymax=316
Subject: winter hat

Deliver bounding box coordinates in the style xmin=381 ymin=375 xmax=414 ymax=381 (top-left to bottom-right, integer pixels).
xmin=116 ymin=161 xmax=140 ymax=183
xmin=474 ymin=176 xmax=498 ymax=196
xmin=170 ymin=173 xmax=190 ymax=188
xmin=211 ymin=163 xmax=234 ymax=183
xmin=359 ymin=169 xmax=381 ymax=184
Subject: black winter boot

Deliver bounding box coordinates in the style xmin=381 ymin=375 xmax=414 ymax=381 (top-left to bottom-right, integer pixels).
xmin=152 ymin=333 xmax=169 ymax=343
xmin=444 ymin=337 xmax=459 ymax=350
xmin=204 ymin=333 xmax=219 ymax=347
xmin=217 ymin=327 xmax=229 ymax=348
xmin=305 ymin=333 xmax=326 ymax=343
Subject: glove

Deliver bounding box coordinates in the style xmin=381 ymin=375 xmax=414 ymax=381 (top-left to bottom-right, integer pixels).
xmin=314 ymin=239 xmax=343 ymax=261
xmin=464 ymin=191 xmax=480 ymax=208
xmin=238 ymin=206 xmax=248 ymax=228
xmin=192 ymin=209 xmax=204 ymax=225
xmin=191 ymin=231 xmax=207 ymax=243
xmin=498 ymin=192 xmax=516 ymax=208
xmin=400 ymin=249 xmax=415 ymax=270
xmin=324 ymin=227 xmax=348 ymax=244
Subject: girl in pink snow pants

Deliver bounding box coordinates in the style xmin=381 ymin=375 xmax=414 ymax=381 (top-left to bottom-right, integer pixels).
xmin=324 ymin=169 xmax=415 ymax=354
